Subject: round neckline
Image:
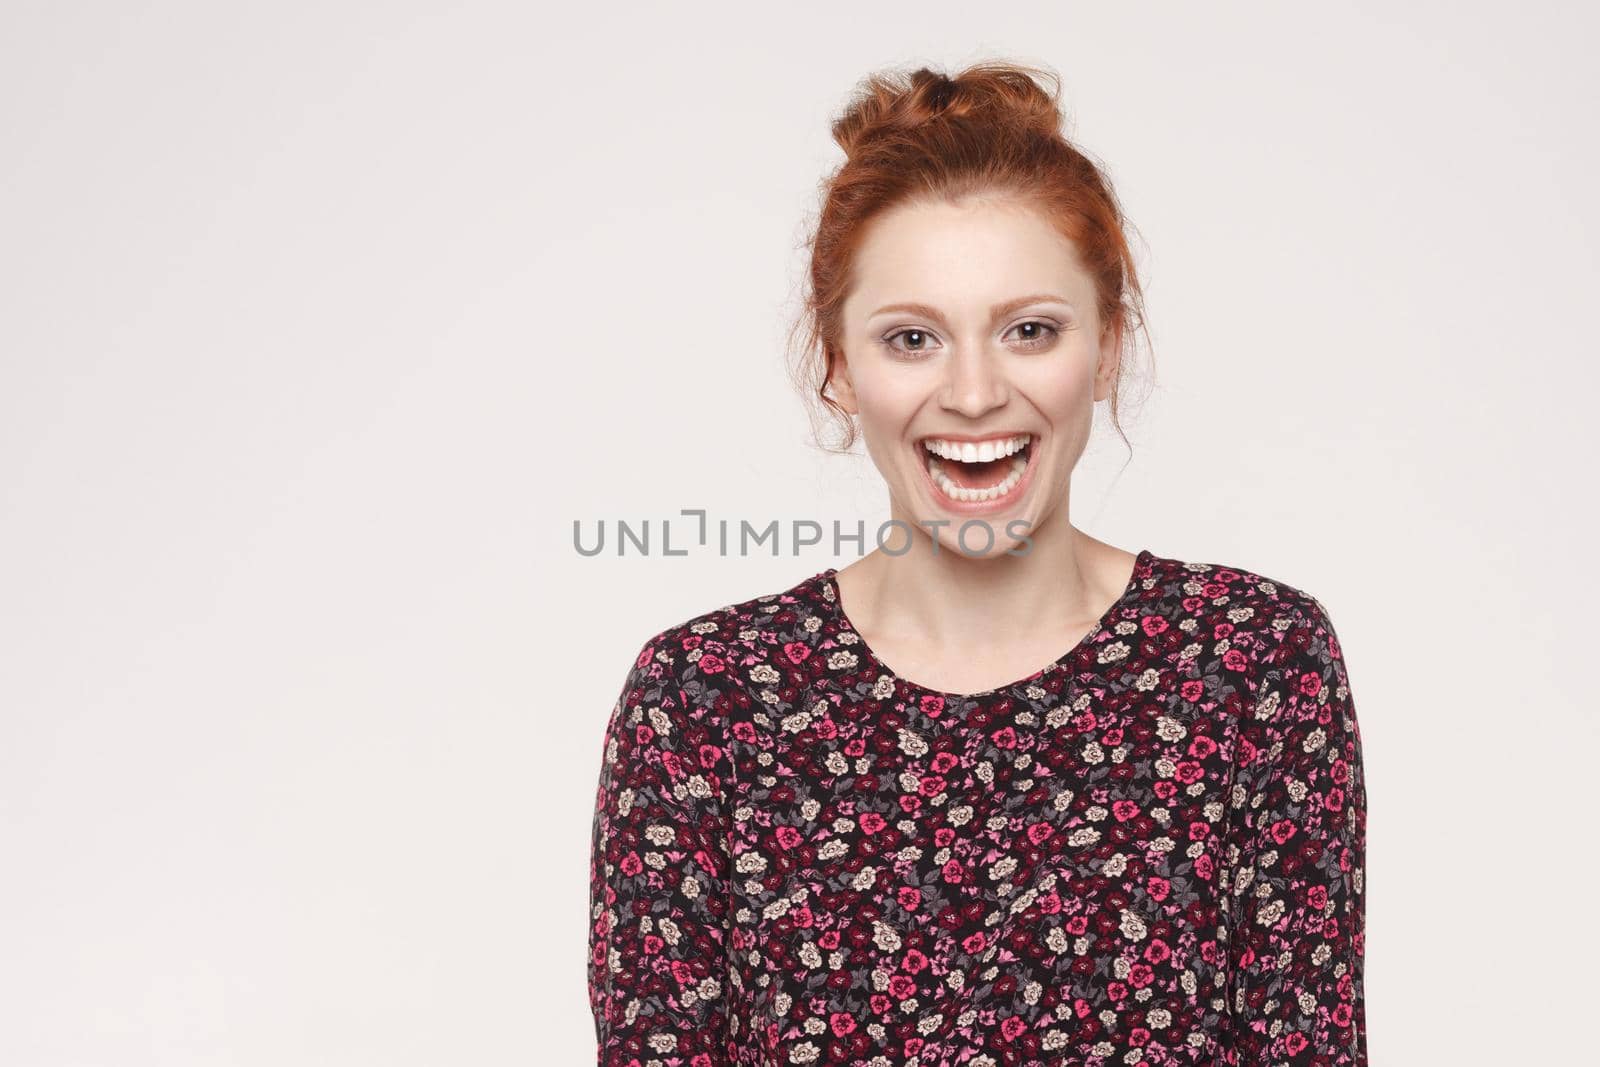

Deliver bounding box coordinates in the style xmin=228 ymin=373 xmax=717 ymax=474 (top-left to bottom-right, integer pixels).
xmin=819 ymin=547 xmax=1155 ymax=703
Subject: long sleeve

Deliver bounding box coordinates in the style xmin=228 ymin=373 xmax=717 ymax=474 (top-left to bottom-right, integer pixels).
xmin=587 ymin=635 xmax=736 ymax=1067
xmin=1224 ymin=601 xmax=1369 ymax=1065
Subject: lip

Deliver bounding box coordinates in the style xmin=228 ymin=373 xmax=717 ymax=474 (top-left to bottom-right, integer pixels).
xmin=915 ymin=432 xmax=1041 ymax=517
xmin=916 ymin=431 xmax=1032 ymax=445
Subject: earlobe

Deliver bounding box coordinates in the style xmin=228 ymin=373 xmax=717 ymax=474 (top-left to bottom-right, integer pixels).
xmin=1093 ymin=323 xmax=1122 ymax=401
xmin=827 ymin=376 xmax=856 ymax=415
xmin=827 ymin=350 xmax=858 ymax=415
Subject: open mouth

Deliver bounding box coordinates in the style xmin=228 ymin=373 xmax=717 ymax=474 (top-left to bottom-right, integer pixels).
xmin=919 ymin=433 xmax=1035 ymax=505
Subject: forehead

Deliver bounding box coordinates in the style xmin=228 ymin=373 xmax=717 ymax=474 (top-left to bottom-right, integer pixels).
xmin=845 ymin=196 xmax=1091 ymax=314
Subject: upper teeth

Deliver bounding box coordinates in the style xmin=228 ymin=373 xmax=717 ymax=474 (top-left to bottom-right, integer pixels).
xmin=922 ymin=434 xmax=1031 ymax=463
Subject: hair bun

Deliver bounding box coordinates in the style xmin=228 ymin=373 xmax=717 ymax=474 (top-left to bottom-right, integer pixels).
xmin=830 ymin=63 xmax=1064 ymax=159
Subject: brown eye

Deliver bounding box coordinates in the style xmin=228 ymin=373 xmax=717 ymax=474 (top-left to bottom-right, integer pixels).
xmin=884 ymin=328 xmax=937 ymax=355
xmin=1010 ymin=321 xmax=1060 ymax=349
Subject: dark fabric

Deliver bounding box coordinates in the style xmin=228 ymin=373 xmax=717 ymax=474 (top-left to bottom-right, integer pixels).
xmin=589 ymin=549 xmax=1367 ymax=1066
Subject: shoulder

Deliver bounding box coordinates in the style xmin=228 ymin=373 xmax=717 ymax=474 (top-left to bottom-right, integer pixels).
xmin=1157 ymin=555 xmax=1361 ymax=754
xmin=1155 ymin=548 xmax=1339 ymax=644
xmin=1144 ymin=550 xmax=1348 ymax=699
xmin=617 ymin=567 xmax=832 ymax=709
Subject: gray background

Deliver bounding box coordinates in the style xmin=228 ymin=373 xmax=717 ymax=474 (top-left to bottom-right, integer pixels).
xmin=3 ymin=0 xmax=1594 ymax=1062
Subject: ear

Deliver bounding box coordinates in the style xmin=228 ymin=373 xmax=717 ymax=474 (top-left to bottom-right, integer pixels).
xmin=826 ymin=345 xmax=859 ymax=414
xmin=1093 ymin=318 xmax=1122 ymax=403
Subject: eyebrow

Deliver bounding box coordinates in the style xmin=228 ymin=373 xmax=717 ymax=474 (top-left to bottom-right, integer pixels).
xmin=868 ymin=293 xmax=1075 ymax=324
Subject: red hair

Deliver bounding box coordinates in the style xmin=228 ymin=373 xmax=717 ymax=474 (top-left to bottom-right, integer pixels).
xmin=786 ymin=62 xmax=1152 ymax=454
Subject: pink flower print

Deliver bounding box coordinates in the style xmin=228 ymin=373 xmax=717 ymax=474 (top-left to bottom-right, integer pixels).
xmin=586 ymin=555 xmax=1370 ymax=1066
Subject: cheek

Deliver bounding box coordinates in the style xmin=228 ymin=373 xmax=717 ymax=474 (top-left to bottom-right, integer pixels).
xmin=1025 ymin=385 xmax=1094 ymax=433
xmin=851 ymin=367 xmax=925 ymax=432
xmin=1021 ymin=347 xmax=1098 ymax=413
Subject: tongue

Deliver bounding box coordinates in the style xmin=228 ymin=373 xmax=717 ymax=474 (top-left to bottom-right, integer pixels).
xmin=942 ymin=455 xmax=1010 ymax=489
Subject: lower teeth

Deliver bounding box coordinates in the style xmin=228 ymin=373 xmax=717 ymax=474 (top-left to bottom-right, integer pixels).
xmin=927 ymin=454 xmax=1027 ymax=502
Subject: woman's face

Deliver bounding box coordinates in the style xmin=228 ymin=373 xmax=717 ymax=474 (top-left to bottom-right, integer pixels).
xmin=831 ymin=194 xmax=1120 ymax=556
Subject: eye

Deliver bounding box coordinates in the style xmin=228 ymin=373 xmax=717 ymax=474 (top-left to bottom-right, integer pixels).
xmin=882 ymin=327 xmax=941 ymax=357
xmin=1007 ymin=320 xmax=1061 ymax=350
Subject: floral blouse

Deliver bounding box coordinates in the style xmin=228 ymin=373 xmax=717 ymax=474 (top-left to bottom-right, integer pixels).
xmin=587 ymin=548 xmax=1368 ymax=1066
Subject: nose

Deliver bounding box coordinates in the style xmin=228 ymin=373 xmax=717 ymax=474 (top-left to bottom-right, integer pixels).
xmin=938 ymin=342 xmax=1009 ymax=418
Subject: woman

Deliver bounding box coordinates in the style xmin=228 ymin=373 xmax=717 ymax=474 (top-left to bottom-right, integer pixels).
xmin=588 ymin=62 xmax=1367 ymax=1067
